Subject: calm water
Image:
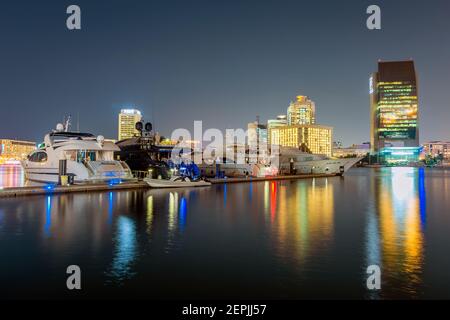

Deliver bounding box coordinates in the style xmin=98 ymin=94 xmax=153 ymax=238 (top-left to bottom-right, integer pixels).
xmin=1 ymin=166 xmax=450 ymax=299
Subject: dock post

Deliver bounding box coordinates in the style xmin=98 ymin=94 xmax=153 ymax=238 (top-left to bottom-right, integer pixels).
xmin=58 ymin=159 xmax=67 ymax=185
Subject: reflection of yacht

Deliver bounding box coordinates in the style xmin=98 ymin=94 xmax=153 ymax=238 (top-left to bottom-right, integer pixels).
xmin=276 ymin=147 xmax=361 ymax=175
xmin=23 ymin=125 xmax=133 ymax=184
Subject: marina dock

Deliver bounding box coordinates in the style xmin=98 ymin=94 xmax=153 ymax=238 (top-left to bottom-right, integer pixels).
xmin=209 ymin=173 xmax=336 ymax=184
xmin=0 ymin=174 xmax=337 ymax=198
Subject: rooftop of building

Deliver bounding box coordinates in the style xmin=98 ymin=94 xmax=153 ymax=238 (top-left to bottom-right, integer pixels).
xmin=377 ymin=60 xmax=416 ymax=82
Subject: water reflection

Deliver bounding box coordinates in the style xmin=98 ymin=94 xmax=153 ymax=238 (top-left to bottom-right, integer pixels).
xmin=179 ymin=197 xmax=187 ymax=230
xmin=108 ymin=192 xmax=114 ymax=225
xmin=365 ymin=167 xmax=426 ymax=298
xmin=44 ymin=196 xmax=52 ymax=237
xmin=265 ymin=178 xmax=335 ymax=265
xmin=2 ymin=168 xmax=449 ymax=299
xmin=146 ymin=195 xmax=154 ymax=235
xmin=0 ymin=165 xmax=25 ymax=188
xmin=107 ymin=216 xmax=137 ymax=284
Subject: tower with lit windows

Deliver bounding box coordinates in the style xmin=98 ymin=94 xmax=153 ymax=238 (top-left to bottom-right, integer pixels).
xmin=118 ymin=109 xmax=142 ymax=141
xmin=370 ymin=60 xmax=420 ymax=164
xmin=287 ymin=95 xmax=316 ymax=125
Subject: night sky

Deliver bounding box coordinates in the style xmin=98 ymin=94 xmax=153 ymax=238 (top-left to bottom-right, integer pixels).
xmin=1 ymin=0 xmax=449 ymax=145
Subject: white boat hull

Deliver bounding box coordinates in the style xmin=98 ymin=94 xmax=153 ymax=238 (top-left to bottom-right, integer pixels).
xmin=291 ymin=157 xmax=361 ymax=175
xmin=144 ymin=177 xmax=211 ymax=188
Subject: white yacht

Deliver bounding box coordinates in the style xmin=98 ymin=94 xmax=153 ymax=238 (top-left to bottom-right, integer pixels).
xmin=198 ymin=158 xmax=254 ymax=178
xmin=275 ymin=147 xmax=361 ymax=175
xmin=23 ymin=124 xmax=134 ymax=184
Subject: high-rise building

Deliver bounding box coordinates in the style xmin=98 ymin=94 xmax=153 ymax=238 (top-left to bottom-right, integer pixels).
xmin=248 ymin=121 xmax=268 ymax=148
xmin=0 ymin=139 xmax=36 ymax=161
xmin=287 ymin=95 xmax=316 ymax=125
xmin=267 ymin=115 xmax=287 ymax=145
xmin=370 ymin=60 xmax=420 ymax=164
xmin=270 ymin=124 xmax=333 ymax=157
xmin=118 ymin=109 xmax=142 ymax=141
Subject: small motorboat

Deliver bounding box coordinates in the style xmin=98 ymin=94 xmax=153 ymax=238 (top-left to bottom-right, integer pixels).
xmin=144 ymin=176 xmax=211 ymax=188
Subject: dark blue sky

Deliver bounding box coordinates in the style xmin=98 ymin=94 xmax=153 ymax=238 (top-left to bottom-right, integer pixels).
xmin=1 ymin=0 xmax=449 ymax=145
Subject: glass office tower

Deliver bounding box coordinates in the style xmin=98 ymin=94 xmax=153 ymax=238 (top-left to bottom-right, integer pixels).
xmin=370 ymin=60 xmax=421 ymax=164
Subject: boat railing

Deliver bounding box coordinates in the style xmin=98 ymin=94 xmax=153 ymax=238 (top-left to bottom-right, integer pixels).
xmin=132 ymin=170 xmax=149 ymax=180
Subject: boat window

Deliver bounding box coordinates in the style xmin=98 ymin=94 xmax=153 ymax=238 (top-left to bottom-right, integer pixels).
xmin=37 ymin=152 xmax=48 ymax=162
xmin=98 ymin=151 xmax=114 ymax=161
xmin=28 ymin=152 xmax=47 ymax=162
xmin=28 ymin=152 xmax=40 ymax=162
xmin=65 ymin=150 xmax=77 ymax=161
xmin=76 ymin=150 xmax=97 ymax=163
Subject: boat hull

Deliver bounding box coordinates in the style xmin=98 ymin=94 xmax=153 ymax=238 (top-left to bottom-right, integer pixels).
xmin=293 ymin=157 xmax=362 ymax=175
xmin=144 ymin=178 xmax=211 ymax=188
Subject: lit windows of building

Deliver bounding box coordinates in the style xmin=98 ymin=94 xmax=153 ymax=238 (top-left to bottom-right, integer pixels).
xmin=333 ymin=143 xmax=371 ymax=158
xmin=248 ymin=121 xmax=268 ymax=148
xmin=270 ymin=125 xmax=333 ymax=157
xmin=422 ymin=141 xmax=450 ymax=163
xmin=0 ymin=139 xmax=36 ymax=162
xmin=370 ymin=60 xmax=420 ymax=164
xmin=287 ymin=95 xmax=316 ymax=125
xmin=267 ymin=115 xmax=287 ymax=145
xmin=118 ymin=109 xmax=142 ymax=141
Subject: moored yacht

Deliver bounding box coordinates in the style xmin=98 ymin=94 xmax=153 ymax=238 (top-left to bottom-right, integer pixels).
xmin=275 ymin=147 xmax=361 ymax=175
xmin=23 ymin=124 xmax=134 ymax=184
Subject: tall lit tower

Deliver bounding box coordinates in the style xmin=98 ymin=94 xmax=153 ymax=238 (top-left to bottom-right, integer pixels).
xmin=370 ymin=60 xmax=420 ymax=164
xmin=118 ymin=109 xmax=142 ymax=141
xmin=287 ymin=95 xmax=316 ymax=125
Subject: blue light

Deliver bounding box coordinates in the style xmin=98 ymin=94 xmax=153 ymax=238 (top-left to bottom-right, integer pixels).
xmin=44 ymin=195 xmax=52 ymax=236
xmin=223 ymin=184 xmax=227 ymax=206
xmin=44 ymin=184 xmax=56 ymax=192
xmin=179 ymin=197 xmax=187 ymax=229
xmin=109 ymin=179 xmax=122 ymax=186
xmin=109 ymin=216 xmax=137 ymax=283
xmin=108 ymin=192 xmax=114 ymax=225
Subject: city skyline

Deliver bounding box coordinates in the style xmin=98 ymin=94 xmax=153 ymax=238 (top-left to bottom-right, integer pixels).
xmin=1 ymin=1 xmax=450 ymax=145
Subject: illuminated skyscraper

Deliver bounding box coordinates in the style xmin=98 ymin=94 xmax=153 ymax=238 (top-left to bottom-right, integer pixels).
xmin=370 ymin=60 xmax=420 ymax=164
xmin=118 ymin=109 xmax=142 ymax=141
xmin=287 ymin=96 xmax=316 ymax=125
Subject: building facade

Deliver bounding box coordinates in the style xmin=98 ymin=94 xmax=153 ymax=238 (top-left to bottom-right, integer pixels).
xmin=0 ymin=139 xmax=36 ymax=161
xmin=333 ymin=143 xmax=370 ymax=158
xmin=370 ymin=60 xmax=420 ymax=164
xmin=118 ymin=109 xmax=142 ymax=141
xmin=422 ymin=141 xmax=450 ymax=163
xmin=287 ymin=96 xmax=316 ymax=125
xmin=267 ymin=115 xmax=287 ymax=145
xmin=270 ymin=124 xmax=333 ymax=157
xmin=248 ymin=121 xmax=268 ymax=148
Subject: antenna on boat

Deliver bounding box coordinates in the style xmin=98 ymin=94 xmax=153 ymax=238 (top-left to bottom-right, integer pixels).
xmin=64 ymin=115 xmax=72 ymax=132
xmin=77 ymin=111 xmax=80 ymax=132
